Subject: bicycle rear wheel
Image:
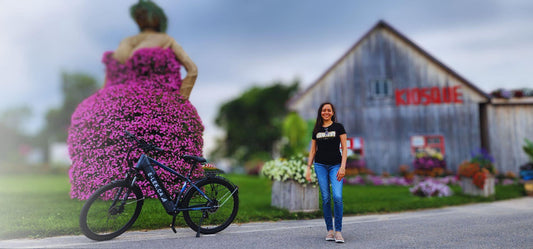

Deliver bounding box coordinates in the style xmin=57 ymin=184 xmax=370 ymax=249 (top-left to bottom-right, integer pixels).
xmin=182 ymin=177 xmax=239 ymax=234
xmin=80 ymin=180 xmax=144 ymax=241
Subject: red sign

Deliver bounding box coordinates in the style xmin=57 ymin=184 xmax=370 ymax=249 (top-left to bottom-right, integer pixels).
xmin=410 ymin=135 xmax=445 ymax=156
xmin=345 ymin=137 xmax=364 ymax=157
xmin=395 ymin=86 xmax=463 ymax=106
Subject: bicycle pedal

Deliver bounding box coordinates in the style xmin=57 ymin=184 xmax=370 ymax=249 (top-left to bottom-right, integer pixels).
xmin=170 ymin=214 xmax=178 ymax=233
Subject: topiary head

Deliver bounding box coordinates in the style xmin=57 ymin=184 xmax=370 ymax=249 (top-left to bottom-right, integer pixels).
xmin=130 ymin=0 xmax=168 ymax=33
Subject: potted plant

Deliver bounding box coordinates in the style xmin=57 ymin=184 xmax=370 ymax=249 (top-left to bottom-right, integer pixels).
xmin=458 ymin=148 xmax=496 ymax=197
xmin=490 ymin=88 xmax=512 ymax=99
xmin=345 ymin=152 xmax=367 ymax=176
xmin=409 ymin=179 xmax=453 ymax=198
xmin=412 ymin=147 xmax=446 ymax=177
xmin=260 ymin=156 xmax=319 ymax=212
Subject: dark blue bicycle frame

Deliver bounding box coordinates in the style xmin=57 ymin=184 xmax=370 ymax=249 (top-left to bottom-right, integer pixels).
xmin=133 ymin=154 xmax=212 ymax=215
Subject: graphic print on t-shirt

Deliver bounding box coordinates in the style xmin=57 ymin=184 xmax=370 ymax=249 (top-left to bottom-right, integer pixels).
xmin=316 ymin=131 xmax=336 ymax=139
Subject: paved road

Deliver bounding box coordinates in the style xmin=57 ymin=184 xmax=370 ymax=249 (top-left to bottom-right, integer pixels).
xmin=1 ymin=197 xmax=533 ymax=249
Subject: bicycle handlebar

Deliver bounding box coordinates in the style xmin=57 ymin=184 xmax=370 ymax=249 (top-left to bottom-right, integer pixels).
xmin=124 ymin=130 xmax=165 ymax=153
xmin=124 ymin=130 xmax=207 ymax=165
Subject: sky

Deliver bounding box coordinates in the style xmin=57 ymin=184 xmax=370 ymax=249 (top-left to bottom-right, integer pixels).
xmin=1 ymin=0 xmax=532 ymax=155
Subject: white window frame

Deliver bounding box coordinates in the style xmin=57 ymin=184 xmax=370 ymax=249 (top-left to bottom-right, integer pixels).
xmin=369 ymin=79 xmax=393 ymax=98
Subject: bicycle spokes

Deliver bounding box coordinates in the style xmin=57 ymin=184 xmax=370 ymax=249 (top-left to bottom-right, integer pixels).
xmin=80 ymin=181 xmax=144 ymax=241
xmin=182 ymin=178 xmax=239 ymax=234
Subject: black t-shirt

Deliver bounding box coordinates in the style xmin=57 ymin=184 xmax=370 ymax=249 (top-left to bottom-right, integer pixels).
xmin=312 ymin=122 xmax=346 ymax=165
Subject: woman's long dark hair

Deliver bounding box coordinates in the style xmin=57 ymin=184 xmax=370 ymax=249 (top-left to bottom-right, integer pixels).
xmin=312 ymin=102 xmax=337 ymax=136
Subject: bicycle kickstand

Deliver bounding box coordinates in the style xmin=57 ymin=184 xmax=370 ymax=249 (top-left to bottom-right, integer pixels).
xmin=171 ymin=214 xmax=178 ymax=233
xmin=195 ymin=211 xmax=206 ymax=238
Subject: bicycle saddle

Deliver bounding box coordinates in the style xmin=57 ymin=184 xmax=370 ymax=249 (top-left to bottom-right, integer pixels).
xmin=182 ymin=155 xmax=207 ymax=163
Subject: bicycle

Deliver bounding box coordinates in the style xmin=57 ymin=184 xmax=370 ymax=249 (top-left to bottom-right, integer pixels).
xmin=79 ymin=130 xmax=239 ymax=241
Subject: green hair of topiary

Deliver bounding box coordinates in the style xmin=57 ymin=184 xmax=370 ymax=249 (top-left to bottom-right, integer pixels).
xmin=130 ymin=0 xmax=168 ymax=33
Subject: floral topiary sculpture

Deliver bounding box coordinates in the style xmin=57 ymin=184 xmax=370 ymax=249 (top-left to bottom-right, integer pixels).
xmin=68 ymin=48 xmax=204 ymax=200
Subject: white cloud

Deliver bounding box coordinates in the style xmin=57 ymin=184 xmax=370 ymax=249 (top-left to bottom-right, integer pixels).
xmin=412 ymin=19 xmax=533 ymax=92
xmin=0 ymin=0 xmax=109 ymax=132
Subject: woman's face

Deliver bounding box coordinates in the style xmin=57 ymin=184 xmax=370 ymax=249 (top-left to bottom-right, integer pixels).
xmin=321 ymin=104 xmax=334 ymax=122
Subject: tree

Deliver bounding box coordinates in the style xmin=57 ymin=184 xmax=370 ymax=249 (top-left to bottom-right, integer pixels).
xmin=43 ymin=72 xmax=99 ymax=142
xmin=0 ymin=106 xmax=32 ymax=133
xmin=0 ymin=106 xmax=33 ymax=164
xmin=281 ymin=112 xmax=309 ymax=157
xmin=213 ymin=80 xmax=299 ymax=163
xmin=33 ymin=72 xmax=100 ymax=163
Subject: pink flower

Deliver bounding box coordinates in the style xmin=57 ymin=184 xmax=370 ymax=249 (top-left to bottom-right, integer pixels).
xmin=68 ymin=48 xmax=204 ymax=200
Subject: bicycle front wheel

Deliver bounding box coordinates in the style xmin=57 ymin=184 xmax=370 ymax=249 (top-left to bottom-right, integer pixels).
xmin=80 ymin=180 xmax=144 ymax=241
xmin=183 ymin=177 xmax=239 ymax=234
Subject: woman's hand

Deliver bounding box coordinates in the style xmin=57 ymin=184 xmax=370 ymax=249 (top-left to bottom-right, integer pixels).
xmin=336 ymin=167 xmax=345 ymax=181
xmin=305 ymin=167 xmax=312 ymax=182
xmin=306 ymin=140 xmax=316 ymax=183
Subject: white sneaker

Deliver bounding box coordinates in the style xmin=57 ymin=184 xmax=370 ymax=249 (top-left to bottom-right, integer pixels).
xmin=325 ymin=231 xmax=335 ymax=241
xmin=334 ymin=232 xmax=344 ymax=243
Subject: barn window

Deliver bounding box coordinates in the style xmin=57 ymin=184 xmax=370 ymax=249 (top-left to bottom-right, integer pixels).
xmin=370 ymin=79 xmax=393 ymax=97
xmin=410 ymin=135 xmax=445 ymax=156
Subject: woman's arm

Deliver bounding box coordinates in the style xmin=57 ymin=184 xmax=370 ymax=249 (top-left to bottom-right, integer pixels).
xmin=337 ymin=134 xmax=348 ymax=181
xmin=112 ymin=37 xmax=135 ymax=64
xmin=305 ymin=139 xmax=317 ymax=181
xmin=171 ymin=40 xmax=198 ymax=99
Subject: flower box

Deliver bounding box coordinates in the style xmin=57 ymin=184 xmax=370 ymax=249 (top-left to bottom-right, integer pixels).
xmin=460 ymin=177 xmax=495 ymax=197
xmin=346 ymin=158 xmax=366 ymax=169
xmin=271 ymin=180 xmax=318 ymax=212
xmin=524 ymin=180 xmax=533 ymax=196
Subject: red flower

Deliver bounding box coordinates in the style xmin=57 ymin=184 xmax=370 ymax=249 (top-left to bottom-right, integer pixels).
xmin=472 ymin=171 xmax=487 ymax=189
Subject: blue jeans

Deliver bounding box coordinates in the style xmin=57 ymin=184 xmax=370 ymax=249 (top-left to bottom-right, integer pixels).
xmin=314 ymin=163 xmax=343 ymax=232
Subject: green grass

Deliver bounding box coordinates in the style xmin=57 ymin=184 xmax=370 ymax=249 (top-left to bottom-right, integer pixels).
xmin=0 ymin=173 xmax=525 ymax=239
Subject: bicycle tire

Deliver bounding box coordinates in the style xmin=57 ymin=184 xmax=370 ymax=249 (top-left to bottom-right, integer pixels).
xmin=80 ymin=180 xmax=144 ymax=241
xmin=182 ymin=177 xmax=239 ymax=234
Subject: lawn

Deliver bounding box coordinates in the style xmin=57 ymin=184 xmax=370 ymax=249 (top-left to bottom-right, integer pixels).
xmin=0 ymin=173 xmax=525 ymax=239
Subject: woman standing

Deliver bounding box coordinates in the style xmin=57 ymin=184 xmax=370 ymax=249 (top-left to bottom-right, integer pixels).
xmin=305 ymin=102 xmax=347 ymax=243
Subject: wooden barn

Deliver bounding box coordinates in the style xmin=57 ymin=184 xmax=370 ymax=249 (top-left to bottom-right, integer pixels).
xmin=288 ymin=20 xmax=533 ymax=174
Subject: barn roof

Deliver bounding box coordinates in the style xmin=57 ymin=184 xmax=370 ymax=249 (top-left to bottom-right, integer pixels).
xmin=289 ymin=20 xmax=491 ymax=107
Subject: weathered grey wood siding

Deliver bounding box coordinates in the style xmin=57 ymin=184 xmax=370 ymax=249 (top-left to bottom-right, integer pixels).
xmin=290 ymin=24 xmax=488 ymax=174
xmin=487 ymin=104 xmax=533 ymax=173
